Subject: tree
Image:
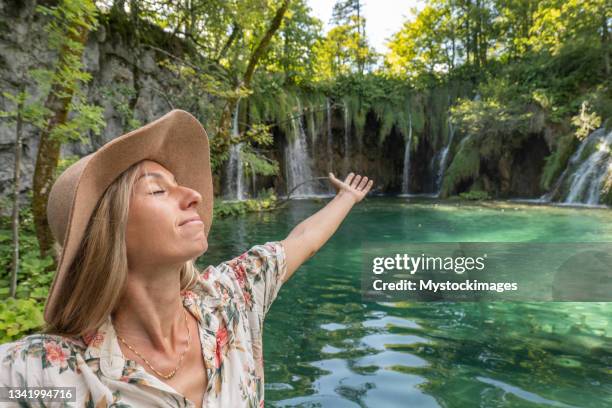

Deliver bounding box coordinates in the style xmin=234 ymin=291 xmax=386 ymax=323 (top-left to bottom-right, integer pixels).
xmin=333 ymin=0 xmax=373 ymax=75
xmin=31 ymin=0 xmax=105 ymax=258
xmin=385 ymin=0 xmax=498 ymax=79
xmin=385 ymin=3 xmax=453 ymax=79
xmin=312 ymin=0 xmax=377 ymax=80
xmin=268 ymin=0 xmax=323 ymax=84
xmin=214 ymin=0 xmax=292 ymax=135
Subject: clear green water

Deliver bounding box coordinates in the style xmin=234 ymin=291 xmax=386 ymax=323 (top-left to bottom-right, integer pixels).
xmin=200 ymin=197 xmax=612 ymax=408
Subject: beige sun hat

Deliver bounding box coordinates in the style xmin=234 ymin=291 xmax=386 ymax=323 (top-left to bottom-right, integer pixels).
xmin=44 ymin=109 xmax=213 ymax=322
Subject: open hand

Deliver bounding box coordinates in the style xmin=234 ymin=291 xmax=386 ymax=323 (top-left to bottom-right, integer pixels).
xmin=328 ymin=172 xmax=374 ymax=204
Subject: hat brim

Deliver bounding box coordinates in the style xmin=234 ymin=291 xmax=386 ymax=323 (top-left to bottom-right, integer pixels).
xmin=44 ymin=109 xmax=213 ymax=322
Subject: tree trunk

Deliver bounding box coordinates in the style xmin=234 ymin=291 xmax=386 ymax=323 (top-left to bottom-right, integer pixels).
xmin=603 ymin=13 xmax=610 ymax=76
xmin=10 ymin=91 xmax=24 ymax=298
xmin=216 ymin=22 xmax=241 ymax=63
xmin=243 ymin=0 xmax=291 ymax=88
xmin=218 ymin=0 xmax=291 ymax=142
xmin=32 ymin=24 xmax=90 ymax=257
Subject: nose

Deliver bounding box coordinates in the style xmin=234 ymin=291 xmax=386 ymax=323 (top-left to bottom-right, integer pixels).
xmin=180 ymin=186 xmax=202 ymax=210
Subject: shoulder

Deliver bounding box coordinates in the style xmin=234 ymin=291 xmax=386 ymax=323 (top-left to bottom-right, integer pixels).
xmin=0 ymin=334 xmax=86 ymax=386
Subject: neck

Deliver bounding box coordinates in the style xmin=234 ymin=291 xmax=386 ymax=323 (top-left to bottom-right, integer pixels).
xmin=112 ymin=263 xmax=186 ymax=353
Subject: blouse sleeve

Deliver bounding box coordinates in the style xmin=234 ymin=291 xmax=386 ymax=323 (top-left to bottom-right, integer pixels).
xmin=220 ymin=241 xmax=287 ymax=318
xmin=0 ymin=339 xmax=44 ymax=388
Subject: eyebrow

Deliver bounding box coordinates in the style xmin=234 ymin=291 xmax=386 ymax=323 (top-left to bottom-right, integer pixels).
xmin=137 ymin=172 xmax=177 ymax=185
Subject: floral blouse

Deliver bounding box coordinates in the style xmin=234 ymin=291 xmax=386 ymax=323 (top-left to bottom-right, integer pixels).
xmin=0 ymin=241 xmax=287 ymax=407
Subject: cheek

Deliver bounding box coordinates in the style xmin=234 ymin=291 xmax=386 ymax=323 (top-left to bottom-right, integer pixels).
xmin=126 ymin=201 xmax=177 ymax=250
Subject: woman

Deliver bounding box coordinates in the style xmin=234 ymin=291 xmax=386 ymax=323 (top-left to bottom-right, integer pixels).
xmin=0 ymin=110 xmax=373 ymax=407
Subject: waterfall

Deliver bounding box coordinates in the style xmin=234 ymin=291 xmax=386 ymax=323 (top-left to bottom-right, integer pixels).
xmin=539 ymin=130 xmax=592 ymax=202
xmin=327 ymin=99 xmax=333 ymax=170
xmin=401 ymin=113 xmax=413 ymax=194
xmin=563 ymin=128 xmax=612 ymax=205
xmin=284 ymin=98 xmax=316 ymax=198
xmin=224 ymin=104 xmax=246 ymax=200
xmin=343 ymin=103 xmax=351 ymax=174
xmin=307 ymin=105 xmax=317 ymax=163
xmin=326 ymin=99 xmax=335 ymax=194
xmin=435 ymin=119 xmax=455 ymax=196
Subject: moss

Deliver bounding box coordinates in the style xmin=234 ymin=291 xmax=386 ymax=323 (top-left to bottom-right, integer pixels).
xmin=440 ymin=136 xmax=481 ymax=197
xmin=458 ymin=190 xmax=490 ymax=200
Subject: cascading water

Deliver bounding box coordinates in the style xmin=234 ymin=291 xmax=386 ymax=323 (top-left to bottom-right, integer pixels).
xmin=435 ymin=118 xmax=455 ymax=196
xmin=401 ymin=113 xmax=413 ymax=194
xmin=562 ymin=128 xmax=612 ymax=205
xmin=343 ymin=103 xmax=351 ymax=174
xmin=285 ymin=98 xmax=316 ymax=198
xmin=307 ymin=105 xmax=317 ymax=163
xmin=327 ymin=99 xmax=333 ymax=170
xmin=224 ymin=104 xmax=246 ymax=200
xmin=326 ymin=99 xmax=335 ymax=194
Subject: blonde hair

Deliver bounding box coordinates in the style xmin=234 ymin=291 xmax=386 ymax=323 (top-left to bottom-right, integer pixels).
xmin=43 ymin=161 xmax=200 ymax=338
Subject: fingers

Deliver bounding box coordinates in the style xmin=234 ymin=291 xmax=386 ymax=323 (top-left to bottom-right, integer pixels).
xmin=344 ymin=172 xmax=355 ymax=185
xmin=357 ymin=176 xmax=368 ymax=190
xmin=343 ymin=171 xmax=375 ymax=192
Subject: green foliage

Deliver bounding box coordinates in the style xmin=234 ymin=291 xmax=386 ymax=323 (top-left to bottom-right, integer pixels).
xmin=37 ymin=0 xmax=104 ymax=142
xmin=213 ymin=189 xmax=279 ymax=218
xmin=312 ymin=0 xmax=377 ymax=80
xmin=386 ymin=0 xmax=495 ymax=80
xmin=571 ymin=101 xmax=602 ymax=141
xmin=333 ymin=74 xmax=421 ymax=145
xmin=249 ymin=81 xmax=329 ymax=145
xmin=386 ymin=2 xmax=453 ymax=80
xmin=249 ymin=81 xmax=301 ymax=139
xmin=451 ymin=97 xmax=534 ymax=145
xmin=0 ymin=207 xmax=52 ymax=340
xmin=99 ymin=84 xmax=142 ymax=131
xmin=241 ymin=147 xmax=279 ymax=178
xmin=0 ymin=208 xmax=55 ymax=302
xmin=49 ymin=100 xmax=105 ymax=144
xmin=528 ymin=0 xmax=610 ymax=55
xmin=458 ymin=190 xmax=490 ymax=201
xmin=0 ymin=298 xmax=44 ymax=343
xmin=238 ymin=123 xmax=280 ymax=178
xmin=265 ymin=0 xmax=323 ymax=84
xmin=0 ymin=91 xmax=50 ymax=128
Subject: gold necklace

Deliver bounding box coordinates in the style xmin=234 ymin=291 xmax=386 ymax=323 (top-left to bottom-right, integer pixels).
xmin=116 ymin=307 xmax=191 ymax=379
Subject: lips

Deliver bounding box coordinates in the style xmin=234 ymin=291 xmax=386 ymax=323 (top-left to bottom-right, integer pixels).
xmin=179 ymin=216 xmax=203 ymax=226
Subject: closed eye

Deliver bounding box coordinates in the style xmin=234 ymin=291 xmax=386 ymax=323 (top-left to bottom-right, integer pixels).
xmin=151 ymin=190 xmax=166 ymax=195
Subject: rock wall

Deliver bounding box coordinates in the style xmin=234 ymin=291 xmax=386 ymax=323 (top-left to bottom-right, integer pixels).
xmin=0 ymin=1 xmax=205 ymax=214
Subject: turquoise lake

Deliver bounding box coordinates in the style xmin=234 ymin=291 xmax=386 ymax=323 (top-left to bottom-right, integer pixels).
xmin=201 ymin=197 xmax=612 ymax=408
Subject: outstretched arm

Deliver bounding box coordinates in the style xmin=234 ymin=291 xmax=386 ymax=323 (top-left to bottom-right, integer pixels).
xmin=280 ymin=172 xmax=374 ymax=283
